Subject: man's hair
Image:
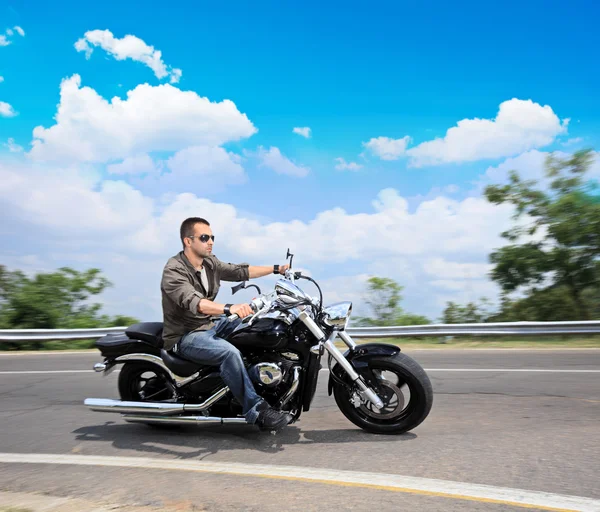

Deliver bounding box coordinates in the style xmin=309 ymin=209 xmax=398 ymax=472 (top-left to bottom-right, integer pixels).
xmin=180 ymin=217 xmax=210 ymax=248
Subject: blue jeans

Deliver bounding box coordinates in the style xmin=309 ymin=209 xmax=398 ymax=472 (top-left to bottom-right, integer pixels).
xmin=177 ymin=316 xmax=263 ymax=424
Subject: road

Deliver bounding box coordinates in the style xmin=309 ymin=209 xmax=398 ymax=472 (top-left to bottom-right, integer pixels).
xmin=0 ymin=349 xmax=599 ymax=511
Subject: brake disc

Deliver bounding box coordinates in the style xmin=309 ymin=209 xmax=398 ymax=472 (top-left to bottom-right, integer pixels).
xmin=359 ymin=379 xmax=406 ymax=420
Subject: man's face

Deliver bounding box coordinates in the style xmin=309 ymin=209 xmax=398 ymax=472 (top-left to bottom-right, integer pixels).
xmin=187 ymin=223 xmax=214 ymax=259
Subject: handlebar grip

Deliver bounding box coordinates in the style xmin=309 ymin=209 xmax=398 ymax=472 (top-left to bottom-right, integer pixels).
xmin=227 ymin=298 xmax=263 ymax=323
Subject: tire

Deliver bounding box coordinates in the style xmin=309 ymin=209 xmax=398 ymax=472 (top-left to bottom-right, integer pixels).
xmin=333 ymin=353 xmax=433 ymax=435
xmin=118 ymin=362 xmax=178 ymax=429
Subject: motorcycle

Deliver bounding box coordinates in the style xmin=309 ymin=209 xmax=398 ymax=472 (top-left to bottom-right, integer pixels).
xmin=84 ymin=250 xmax=433 ymax=434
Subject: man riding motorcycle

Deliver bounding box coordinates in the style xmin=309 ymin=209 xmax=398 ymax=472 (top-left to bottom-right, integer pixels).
xmin=161 ymin=216 xmax=292 ymax=431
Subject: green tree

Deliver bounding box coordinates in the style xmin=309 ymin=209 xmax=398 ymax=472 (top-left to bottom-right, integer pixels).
xmin=353 ymin=276 xmax=430 ymax=326
xmin=442 ymin=298 xmax=492 ymax=323
xmin=0 ymin=266 xmax=137 ymax=329
xmin=485 ymin=149 xmax=600 ymax=320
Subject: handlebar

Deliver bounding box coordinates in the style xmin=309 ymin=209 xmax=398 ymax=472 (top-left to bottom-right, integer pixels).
xmin=226 ymin=295 xmax=266 ymax=322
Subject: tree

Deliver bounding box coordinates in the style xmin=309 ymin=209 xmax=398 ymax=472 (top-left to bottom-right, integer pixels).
xmin=353 ymin=276 xmax=430 ymax=326
xmin=442 ymin=298 xmax=492 ymax=323
xmin=484 ymin=149 xmax=600 ymax=320
xmin=0 ymin=266 xmax=137 ymax=329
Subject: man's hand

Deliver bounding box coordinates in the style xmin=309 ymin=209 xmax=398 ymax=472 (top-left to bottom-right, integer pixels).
xmin=230 ymin=303 xmax=254 ymax=318
xmin=278 ymin=264 xmax=290 ymax=274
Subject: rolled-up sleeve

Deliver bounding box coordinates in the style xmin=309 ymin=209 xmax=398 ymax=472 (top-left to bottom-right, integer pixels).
xmin=161 ymin=264 xmax=204 ymax=313
xmin=215 ymin=257 xmax=250 ymax=282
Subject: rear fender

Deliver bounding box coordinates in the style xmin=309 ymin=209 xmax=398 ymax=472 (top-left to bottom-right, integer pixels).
xmin=327 ymin=343 xmax=401 ymax=396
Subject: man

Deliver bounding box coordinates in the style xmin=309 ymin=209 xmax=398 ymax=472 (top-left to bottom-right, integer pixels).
xmin=161 ymin=217 xmax=292 ymax=431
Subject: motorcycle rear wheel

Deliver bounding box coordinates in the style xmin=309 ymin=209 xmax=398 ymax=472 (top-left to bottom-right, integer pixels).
xmin=118 ymin=362 xmax=173 ymax=402
xmin=333 ymin=353 xmax=433 ymax=435
xmin=118 ymin=362 xmax=178 ymax=428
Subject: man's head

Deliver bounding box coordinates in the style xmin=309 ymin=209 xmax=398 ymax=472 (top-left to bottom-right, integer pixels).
xmin=180 ymin=217 xmax=214 ymax=259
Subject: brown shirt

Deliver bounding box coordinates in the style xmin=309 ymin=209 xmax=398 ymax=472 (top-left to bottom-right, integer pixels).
xmin=160 ymin=251 xmax=250 ymax=350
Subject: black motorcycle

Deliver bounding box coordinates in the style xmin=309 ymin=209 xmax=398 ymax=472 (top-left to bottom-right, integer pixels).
xmin=84 ymin=251 xmax=433 ymax=434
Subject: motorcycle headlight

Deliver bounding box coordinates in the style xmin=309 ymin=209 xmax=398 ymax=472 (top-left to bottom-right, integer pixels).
xmin=322 ymin=301 xmax=352 ymax=330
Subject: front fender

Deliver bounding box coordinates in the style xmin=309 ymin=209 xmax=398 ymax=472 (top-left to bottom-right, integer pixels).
xmin=327 ymin=342 xmax=401 ymax=395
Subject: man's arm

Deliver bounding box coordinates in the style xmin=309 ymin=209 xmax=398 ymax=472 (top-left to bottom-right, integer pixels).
xmin=248 ymin=265 xmax=276 ymax=278
xmin=248 ymin=264 xmax=290 ymax=278
xmin=161 ymin=265 xmax=204 ymax=314
xmin=199 ymin=299 xmax=253 ymax=318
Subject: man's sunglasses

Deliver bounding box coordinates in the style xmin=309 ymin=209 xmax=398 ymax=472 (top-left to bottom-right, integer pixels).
xmin=189 ymin=234 xmax=215 ymax=243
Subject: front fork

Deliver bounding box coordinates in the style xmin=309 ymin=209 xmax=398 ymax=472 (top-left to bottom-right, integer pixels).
xmin=299 ymin=311 xmax=384 ymax=409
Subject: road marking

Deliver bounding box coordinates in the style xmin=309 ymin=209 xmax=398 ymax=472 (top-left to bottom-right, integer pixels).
xmin=0 ymin=453 xmax=597 ymax=511
xmin=1 ymin=368 xmax=599 ymax=375
xmin=423 ymin=368 xmax=600 ymax=373
xmin=0 ymin=370 xmax=96 ymax=374
xmin=321 ymin=368 xmax=600 ymax=373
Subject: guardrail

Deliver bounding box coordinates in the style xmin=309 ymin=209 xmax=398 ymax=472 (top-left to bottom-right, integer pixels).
xmin=1 ymin=321 xmax=600 ymax=342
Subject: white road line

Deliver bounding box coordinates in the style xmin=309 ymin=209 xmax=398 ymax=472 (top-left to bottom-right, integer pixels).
xmin=423 ymin=368 xmax=600 ymax=373
xmin=0 ymin=370 xmax=96 ymax=374
xmin=0 ymin=368 xmax=599 ymax=375
xmin=0 ymin=453 xmax=598 ymax=511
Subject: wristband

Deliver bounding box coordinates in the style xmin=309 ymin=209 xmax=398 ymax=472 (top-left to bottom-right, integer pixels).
xmin=224 ymin=304 xmax=233 ymax=316
xmin=273 ymin=264 xmax=280 ymax=274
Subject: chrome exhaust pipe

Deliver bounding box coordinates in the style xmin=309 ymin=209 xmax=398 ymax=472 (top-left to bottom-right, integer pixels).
xmin=279 ymin=366 xmax=301 ymax=408
xmin=124 ymin=415 xmax=247 ymax=425
xmin=84 ymin=387 xmax=229 ymax=416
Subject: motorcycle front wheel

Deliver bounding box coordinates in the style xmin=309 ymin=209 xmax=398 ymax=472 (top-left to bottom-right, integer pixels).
xmin=332 ymin=352 xmax=433 ymax=434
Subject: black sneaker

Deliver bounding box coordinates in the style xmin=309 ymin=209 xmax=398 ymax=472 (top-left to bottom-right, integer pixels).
xmin=255 ymin=401 xmax=292 ymax=432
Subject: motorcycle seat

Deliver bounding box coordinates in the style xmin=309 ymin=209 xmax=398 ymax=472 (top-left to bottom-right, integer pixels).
xmin=125 ymin=322 xmax=164 ymax=348
xmin=160 ymin=349 xmax=202 ymax=377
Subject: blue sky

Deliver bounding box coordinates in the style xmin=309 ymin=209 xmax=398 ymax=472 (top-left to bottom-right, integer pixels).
xmin=1 ymin=0 xmax=599 ymax=322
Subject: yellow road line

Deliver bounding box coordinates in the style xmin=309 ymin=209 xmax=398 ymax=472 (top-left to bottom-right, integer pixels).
xmin=0 ymin=453 xmax=598 ymax=511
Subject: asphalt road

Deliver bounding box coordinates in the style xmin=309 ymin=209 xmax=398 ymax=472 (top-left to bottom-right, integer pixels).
xmin=0 ymin=349 xmax=599 ymax=511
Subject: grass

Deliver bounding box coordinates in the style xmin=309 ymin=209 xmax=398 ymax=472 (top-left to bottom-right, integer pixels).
xmin=335 ymin=335 xmax=600 ymax=349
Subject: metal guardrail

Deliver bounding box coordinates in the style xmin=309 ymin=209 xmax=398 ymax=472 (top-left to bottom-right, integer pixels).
xmin=346 ymin=320 xmax=600 ymax=338
xmin=0 ymin=327 xmax=126 ymax=342
xmin=1 ymin=321 xmax=600 ymax=342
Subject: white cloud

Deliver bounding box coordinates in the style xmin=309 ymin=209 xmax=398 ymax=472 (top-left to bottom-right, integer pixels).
xmin=561 ymin=137 xmax=583 ymax=147
xmin=106 ymin=147 xmax=248 ymax=196
xmin=254 ymin=146 xmax=310 ymax=177
xmin=28 ymin=74 xmax=257 ymax=164
xmin=293 ymin=127 xmax=311 ymax=138
xmin=334 ymin=157 xmax=363 ymax=171
xmin=160 ymin=146 xmax=247 ymax=193
xmin=170 ymin=68 xmax=182 ymax=84
xmin=423 ymin=257 xmax=492 ymax=280
xmin=363 ymin=136 xmax=411 ymax=160
xmin=407 ymin=99 xmax=569 ymax=167
xmin=3 ymin=138 xmax=23 ymax=152
xmin=107 ymin=154 xmax=160 ymax=175
xmin=0 ymin=26 xmax=25 ymax=46
xmin=75 ymin=29 xmax=182 ymax=83
xmin=0 ymin=162 xmax=153 ymax=239
xmin=0 ymin=101 xmax=17 ymax=117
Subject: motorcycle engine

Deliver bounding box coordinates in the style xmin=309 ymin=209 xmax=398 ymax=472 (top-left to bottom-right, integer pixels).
xmin=249 ymin=356 xmax=295 ymax=389
xmin=249 ymin=362 xmax=283 ymax=388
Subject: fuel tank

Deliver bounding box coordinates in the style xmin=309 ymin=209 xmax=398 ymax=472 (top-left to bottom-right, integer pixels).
xmin=226 ymin=318 xmax=290 ymax=350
